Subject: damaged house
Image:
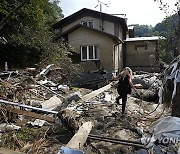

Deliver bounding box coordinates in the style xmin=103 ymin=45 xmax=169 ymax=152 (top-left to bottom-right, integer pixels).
xmin=125 ymin=36 xmax=166 ymax=72
xmin=52 ymin=8 xmax=128 ymax=73
xmin=52 ymin=8 xmax=165 ymax=74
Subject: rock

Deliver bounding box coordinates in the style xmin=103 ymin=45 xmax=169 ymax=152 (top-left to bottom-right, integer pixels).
xmin=132 ymin=89 xmax=159 ymax=102
xmin=64 ymin=91 xmax=82 ymax=104
xmin=94 ymin=122 xmax=104 ymax=130
xmin=115 ymin=129 xmax=134 ymax=140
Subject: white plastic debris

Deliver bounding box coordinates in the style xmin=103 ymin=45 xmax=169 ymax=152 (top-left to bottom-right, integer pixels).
xmin=0 ymin=123 xmax=21 ymax=132
xmin=159 ymin=57 xmax=180 ymax=103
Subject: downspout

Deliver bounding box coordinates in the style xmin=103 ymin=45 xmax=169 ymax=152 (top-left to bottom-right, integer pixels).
xmin=123 ymin=41 xmax=126 ymax=68
xmin=123 ymin=29 xmax=128 ymax=69
xmin=113 ymin=38 xmax=124 ymax=72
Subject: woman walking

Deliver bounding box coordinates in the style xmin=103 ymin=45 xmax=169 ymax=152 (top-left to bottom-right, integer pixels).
xmin=112 ymin=67 xmax=137 ymax=115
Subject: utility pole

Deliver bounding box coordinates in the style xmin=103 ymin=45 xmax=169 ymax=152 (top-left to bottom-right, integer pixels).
xmin=95 ymin=0 xmax=109 ymax=13
xmin=95 ymin=0 xmax=110 ymax=30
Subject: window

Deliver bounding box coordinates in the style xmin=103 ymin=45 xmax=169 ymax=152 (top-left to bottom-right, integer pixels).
xmin=81 ymin=21 xmax=94 ymax=28
xmin=135 ymin=45 xmax=147 ymax=50
xmin=81 ymin=45 xmax=99 ymax=61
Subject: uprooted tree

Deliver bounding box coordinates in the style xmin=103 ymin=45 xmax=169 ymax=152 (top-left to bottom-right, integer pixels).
xmin=160 ymin=56 xmax=180 ymax=117
xmin=154 ymin=0 xmax=180 ymax=117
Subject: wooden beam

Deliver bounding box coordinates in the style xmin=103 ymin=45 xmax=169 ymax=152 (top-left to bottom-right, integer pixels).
xmin=66 ymin=121 xmax=93 ymax=149
xmin=82 ymin=83 xmax=112 ymax=101
xmin=1 ymin=107 xmax=55 ymax=123
xmin=30 ymin=96 xmax=62 ymax=126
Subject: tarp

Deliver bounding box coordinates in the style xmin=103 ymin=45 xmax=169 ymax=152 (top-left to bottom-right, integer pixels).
xmin=149 ymin=116 xmax=180 ymax=139
xmin=159 ymin=56 xmax=180 ymax=103
xmin=141 ymin=116 xmax=180 ymax=148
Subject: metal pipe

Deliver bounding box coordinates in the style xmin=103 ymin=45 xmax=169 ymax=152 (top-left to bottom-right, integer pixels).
xmin=88 ymin=136 xmax=144 ymax=147
xmin=89 ymin=134 xmax=142 ymax=145
xmin=0 ymin=99 xmax=58 ymax=115
xmin=89 ymin=134 xmax=142 ymax=144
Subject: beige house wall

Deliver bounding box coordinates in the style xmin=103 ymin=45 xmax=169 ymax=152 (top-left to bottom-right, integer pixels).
xmin=126 ymin=41 xmax=157 ymax=67
xmin=68 ymin=27 xmax=117 ymax=72
xmin=102 ymin=20 xmax=114 ymax=36
xmin=62 ymin=17 xmax=115 ymax=36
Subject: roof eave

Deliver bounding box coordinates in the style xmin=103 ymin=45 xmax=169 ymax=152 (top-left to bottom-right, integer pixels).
xmin=55 ymin=24 xmax=124 ymax=43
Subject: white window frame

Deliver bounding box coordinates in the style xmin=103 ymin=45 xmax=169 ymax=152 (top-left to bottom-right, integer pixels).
xmin=81 ymin=45 xmax=99 ymax=61
xmin=81 ymin=20 xmax=94 ymax=28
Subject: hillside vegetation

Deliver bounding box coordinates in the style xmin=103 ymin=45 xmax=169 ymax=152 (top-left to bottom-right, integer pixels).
xmin=0 ymin=0 xmax=71 ymax=69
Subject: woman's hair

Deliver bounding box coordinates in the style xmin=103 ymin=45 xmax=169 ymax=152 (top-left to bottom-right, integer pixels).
xmin=119 ymin=67 xmax=133 ymax=80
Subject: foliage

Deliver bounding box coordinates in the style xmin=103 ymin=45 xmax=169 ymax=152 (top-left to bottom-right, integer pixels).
xmin=0 ymin=0 xmax=69 ymax=69
xmin=132 ymin=13 xmax=179 ymax=63
xmin=133 ymin=14 xmax=179 ymax=37
xmin=0 ymin=0 xmax=63 ymax=35
xmin=131 ymin=24 xmax=153 ymax=37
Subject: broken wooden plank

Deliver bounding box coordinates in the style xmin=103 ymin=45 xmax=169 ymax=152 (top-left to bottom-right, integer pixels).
xmin=82 ymin=83 xmax=112 ymax=101
xmin=1 ymin=107 xmax=55 ymax=123
xmin=66 ymin=121 xmax=93 ymax=149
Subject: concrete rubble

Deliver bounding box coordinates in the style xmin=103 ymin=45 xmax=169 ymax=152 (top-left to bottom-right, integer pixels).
xmin=0 ymin=64 xmax=179 ymax=154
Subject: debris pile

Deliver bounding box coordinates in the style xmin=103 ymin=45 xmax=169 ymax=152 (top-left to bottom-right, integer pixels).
xmin=0 ymin=63 xmax=179 ymax=154
xmin=132 ymin=72 xmax=162 ymax=102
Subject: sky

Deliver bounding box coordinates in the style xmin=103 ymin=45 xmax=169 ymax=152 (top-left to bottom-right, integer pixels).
xmin=60 ymin=0 xmax=178 ymax=26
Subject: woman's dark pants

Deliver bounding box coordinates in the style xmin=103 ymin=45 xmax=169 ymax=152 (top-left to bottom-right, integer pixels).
xmin=116 ymin=93 xmax=127 ymax=114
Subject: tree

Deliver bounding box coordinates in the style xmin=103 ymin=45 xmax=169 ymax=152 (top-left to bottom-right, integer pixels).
xmin=154 ymin=0 xmax=180 ymax=117
xmin=0 ymin=0 xmax=29 ymax=30
xmin=132 ymin=24 xmax=153 ymax=37
xmin=0 ymin=0 xmax=69 ymax=68
xmin=153 ymin=0 xmax=180 ymax=56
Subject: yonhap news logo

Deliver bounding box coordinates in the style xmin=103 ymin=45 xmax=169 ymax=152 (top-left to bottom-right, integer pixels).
xmin=144 ymin=137 xmax=180 ymax=145
xmin=157 ymin=137 xmax=180 ymax=144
